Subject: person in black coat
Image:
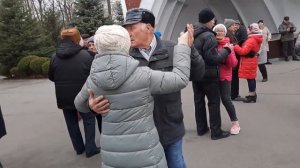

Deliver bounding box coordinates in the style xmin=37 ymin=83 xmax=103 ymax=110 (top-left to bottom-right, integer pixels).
xmin=48 ymin=28 xmax=99 ymax=158
xmin=0 ymin=106 xmax=6 ymax=139
xmin=192 ymin=8 xmax=232 ymax=140
xmin=0 ymin=106 xmax=6 ymax=167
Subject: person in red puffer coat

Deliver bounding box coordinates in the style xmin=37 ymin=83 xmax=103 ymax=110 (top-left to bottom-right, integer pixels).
xmin=213 ymin=24 xmax=240 ymax=135
xmin=234 ymin=23 xmax=263 ymax=103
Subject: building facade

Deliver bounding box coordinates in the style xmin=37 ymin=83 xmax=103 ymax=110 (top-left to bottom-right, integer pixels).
xmin=123 ymin=0 xmax=299 ymax=41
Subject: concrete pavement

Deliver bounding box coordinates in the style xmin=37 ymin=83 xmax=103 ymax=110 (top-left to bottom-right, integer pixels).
xmin=0 ymin=59 xmax=300 ymax=168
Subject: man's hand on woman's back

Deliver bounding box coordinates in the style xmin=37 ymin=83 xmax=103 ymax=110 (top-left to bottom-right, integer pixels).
xmin=88 ymin=89 xmax=110 ymax=115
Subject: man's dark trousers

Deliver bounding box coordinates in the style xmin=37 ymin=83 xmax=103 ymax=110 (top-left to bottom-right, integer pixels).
xmin=282 ymin=40 xmax=297 ymax=59
xmin=192 ymin=81 xmax=222 ymax=136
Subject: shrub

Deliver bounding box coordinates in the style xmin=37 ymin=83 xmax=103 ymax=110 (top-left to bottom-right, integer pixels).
xmin=17 ymin=55 xmax=39 ymax=74
xmin=42 ymin=60 xmax=50 ymax=76
xmin=29 ymin=57 xmax=49 ymax=74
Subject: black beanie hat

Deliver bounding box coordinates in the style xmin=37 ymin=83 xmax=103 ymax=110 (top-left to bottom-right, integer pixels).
xmin=198 ymin=8 xmax=215 ymax=24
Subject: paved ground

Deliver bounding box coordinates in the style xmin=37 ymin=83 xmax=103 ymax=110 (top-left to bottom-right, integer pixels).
xmin=0 ymin=59 xmax=300 ymax=168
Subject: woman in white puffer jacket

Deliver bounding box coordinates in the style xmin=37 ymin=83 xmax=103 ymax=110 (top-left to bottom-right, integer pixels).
xmin=75 ymin=24 xmax=193 ymax=168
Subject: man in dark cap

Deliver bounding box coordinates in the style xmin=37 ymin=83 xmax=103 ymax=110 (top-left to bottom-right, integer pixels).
xmin=278 ymin=16 xmax=299 ymax=61
xmin=192 ymin=8 xmax=232 ymax=140
xmin=87 ymin=8 xmax=205 ymax=168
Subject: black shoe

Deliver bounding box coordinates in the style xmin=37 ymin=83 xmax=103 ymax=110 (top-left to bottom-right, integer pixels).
xmin=86 ymin=147 xmax=100 ymax=158
xmin=76 ymin=149 xmax=85 ymax=155
xmin=285 ymin=57 xmax=289 ymax=61
xmin=261 ymin=78 xmax=268 ymax=82
xmin=232 ymin=96 xmax=245 ymax=101
xmin=293 ymin=57 xmax=300 ymax=61
xmin=243 ymin=94 xmax=257 ymax=103
xmin=211 ymin=130 xmax=230 ymax=140
xmin=197 ymin=127 xmax=209 ymax=136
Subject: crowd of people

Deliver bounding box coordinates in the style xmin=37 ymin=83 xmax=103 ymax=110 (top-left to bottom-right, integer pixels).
xmin=45 ymin=7 xmax=299 ymax=168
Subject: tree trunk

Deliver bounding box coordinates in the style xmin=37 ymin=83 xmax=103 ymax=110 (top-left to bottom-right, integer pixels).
xmin=107 ymin=0 xmax=112 ymax=20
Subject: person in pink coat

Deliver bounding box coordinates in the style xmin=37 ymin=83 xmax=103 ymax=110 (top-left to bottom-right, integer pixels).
xmin=213 ymin=24 xmax=240 ymax=135
xmin=234 ymin=23 xmax=263 ymax=103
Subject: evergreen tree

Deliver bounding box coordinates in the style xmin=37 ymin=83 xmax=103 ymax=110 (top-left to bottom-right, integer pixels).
xmin=0 ymin=0 xmax=53 ymax=76
xmin=42 ymin=8 xmax=63 ymax=47
xmin=70 ymin=0 xmax=113 ymax=36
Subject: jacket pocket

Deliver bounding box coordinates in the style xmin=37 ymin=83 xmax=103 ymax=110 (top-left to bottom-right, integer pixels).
xmin=165 ymin=102 xmax=183 ymax=123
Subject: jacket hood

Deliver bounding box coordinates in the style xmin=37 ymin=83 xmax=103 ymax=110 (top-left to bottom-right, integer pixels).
xmin=193 ymin=22 xmax=216 ymax=37
xmin=56 ymin=39 xmax=82 ymax=59
xmin=90 ymin=52 xmax=139 ymax=90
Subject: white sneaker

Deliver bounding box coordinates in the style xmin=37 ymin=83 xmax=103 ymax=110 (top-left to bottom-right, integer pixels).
xmin=230 ymin=121 xmax=241 ymax=135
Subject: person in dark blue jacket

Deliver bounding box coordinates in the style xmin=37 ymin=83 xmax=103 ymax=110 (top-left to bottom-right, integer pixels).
xmin=48 ymin=28 xmax=100 ymax=158
xmin=0 ymin=106 xmax=6 ymax=168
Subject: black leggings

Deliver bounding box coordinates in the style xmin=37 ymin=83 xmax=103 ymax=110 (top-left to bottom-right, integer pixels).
xmin=258 ymin=64 xmax=268 ymax=79
xmin=247 ymin=79 xmax=256 ymax=92
xmin=220 ymin=80 xmax=238 ymax=121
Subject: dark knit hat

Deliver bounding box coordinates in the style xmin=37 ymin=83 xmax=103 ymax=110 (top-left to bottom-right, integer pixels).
xmin=81 ymin=34 xmax=90 ymax=40
xmin=257 ymin=19 xmax=264 ymax=24
xmin=198 ymin=8 xmax=215 ymax=24
xmin=284 ymin=16 xmax=289 ymax=21
xmin=60 ymin=28 xmax=81 ymax=44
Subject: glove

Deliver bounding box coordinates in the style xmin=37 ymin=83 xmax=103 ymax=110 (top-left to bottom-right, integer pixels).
xmin=245 ymin=50 xmax=257 ymax=58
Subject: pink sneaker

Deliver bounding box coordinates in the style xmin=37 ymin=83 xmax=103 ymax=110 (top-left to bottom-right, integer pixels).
xmin=230 ymin=121 xmax=241 ymax=135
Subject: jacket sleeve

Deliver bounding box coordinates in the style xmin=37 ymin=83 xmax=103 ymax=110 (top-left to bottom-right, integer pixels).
xmin=74 ymin=77 xmax=92 ymax=113
xmin=202 ymin=35 xmax=230 ymax=65
xmin=278 ymin=24 xmax=288 ymax=34
xmin=225 ymin=50 xmax=238 ymax=68
xmin=291 ymin=22 xmax=297 ymax=32
xmin=295 ymin=41 xmax=300 ymax=56
xmin=190 ymin=46 xmax=205 ymax=81
xmin=267 ymin=27 xmax=272 ymax=41
xmin=149 ymin=44 xmax=191 ymax=94
xmin=234 ymin=39 xmax=255 ymax=56
xmin=48 ymin=57 xmax=55 ymax=82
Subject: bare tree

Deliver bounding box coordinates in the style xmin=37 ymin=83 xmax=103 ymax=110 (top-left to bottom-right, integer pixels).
xmin=56 ymin=0 xmax=75 ymax=26
xmin=106 ymin=0 xmax=112 ymax=20
xmin=36 ymin=0 xmax=44 ymax=22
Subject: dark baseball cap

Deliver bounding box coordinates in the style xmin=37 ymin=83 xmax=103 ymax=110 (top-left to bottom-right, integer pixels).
xmin=123 ymin=8 xmax=155 ymax=27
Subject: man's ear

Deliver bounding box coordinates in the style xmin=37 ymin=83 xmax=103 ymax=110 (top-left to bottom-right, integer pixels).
xmin=146 ymin=24 xmax=154 ymax=31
